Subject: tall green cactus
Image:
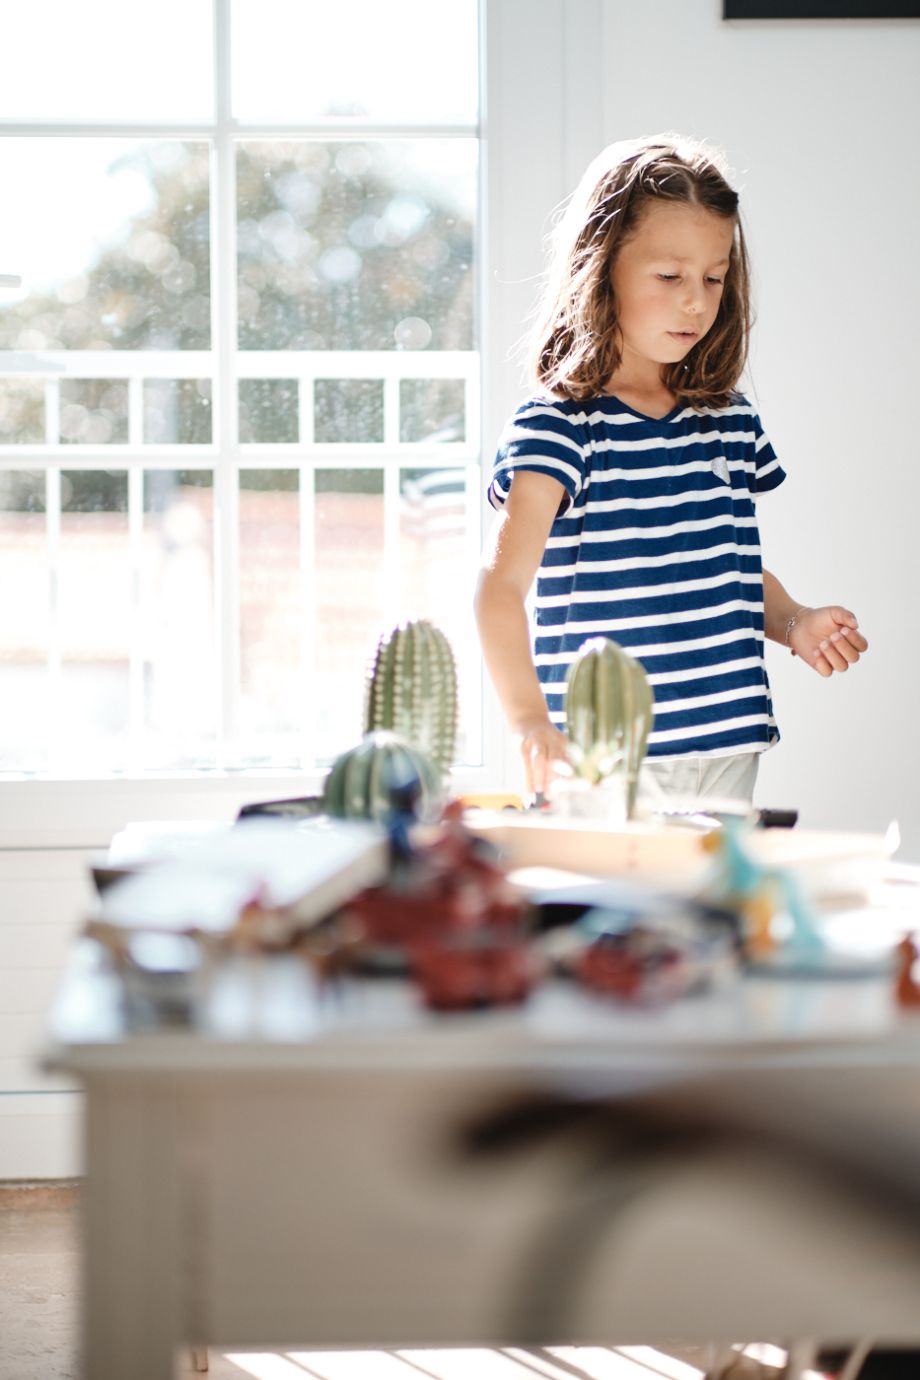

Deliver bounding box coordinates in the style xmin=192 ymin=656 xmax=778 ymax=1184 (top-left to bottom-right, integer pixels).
xmin=564 ymin=637 xmax=654 ymax=818
xmin=364 ymin=619 xmax=458 ymax=777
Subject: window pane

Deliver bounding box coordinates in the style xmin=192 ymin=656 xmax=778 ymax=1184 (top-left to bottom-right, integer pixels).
xmin=57 ymin=470 xmax=131 ymax=769
xmin=142 ymin=471 xmax=217 ymax=768
xmin=237 ymin=141 xmax=475 ymax=351
xmin=0 ymin=141 xmax=211 ymax=352
xmin=400 ymin=378 xmax=465 ymax=443
xmin=399 ymin=467 xmax=479 ymax=765
xmin=238 ymin=380 xmax=299 ymax=444
xmin=239 ymin=470 xmax=302 ymax=750
xmin=0 ymin=380 xmax=45 ymax=444
xmin=314 ymin=468 xmax=384 ymax=761
xmin=314 ymin=380 xmax=383 ymax=444
xmin=232 ymin=0 xmax=478 ymax=124
xmin=143 ymin=381 xmax=213 ymax=445
xmin=0 ymin=473 xmax=48 ymax=771
xmin=1 ymin=1 xmax=213 ymax=122
xmin=60 ymin=380 xmax=128 ymax=445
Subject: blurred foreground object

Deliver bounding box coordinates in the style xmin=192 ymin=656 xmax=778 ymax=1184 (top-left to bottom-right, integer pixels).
xmin=84 ymin=817 xmax=388 ymax=1027
xmin=44 ymin=865 xmax=920 ymax=1373
xmin=895 ymin=934 xmax=920 ymax=1009
xmin=572 ymin=909 xmax=738 ymax=1005
xmin=344 ymin=800 xmax=539 ymax=1009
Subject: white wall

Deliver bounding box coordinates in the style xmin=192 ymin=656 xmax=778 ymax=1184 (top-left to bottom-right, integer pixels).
xmin=0 ymin=850 xmax=93 ymax=1178
xmin=593 ymin=0 xmax=920 ymax=857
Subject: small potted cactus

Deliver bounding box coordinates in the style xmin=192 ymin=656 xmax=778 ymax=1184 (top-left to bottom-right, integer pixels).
xmin=562 ymin=636 xmax=654 ymax=820
xmin=322 ymin=729 xmax=443 ymax=825
xmin=320 ymin=617 xmax=459 ymax=829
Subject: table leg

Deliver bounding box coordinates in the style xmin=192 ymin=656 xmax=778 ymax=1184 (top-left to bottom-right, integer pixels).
xmin=82 ymin=1075 xmax=187 ymax=1380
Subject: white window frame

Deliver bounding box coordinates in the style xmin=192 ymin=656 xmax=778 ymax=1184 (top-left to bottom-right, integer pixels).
xmin=0 ymin=0 xmax=604 ymax=847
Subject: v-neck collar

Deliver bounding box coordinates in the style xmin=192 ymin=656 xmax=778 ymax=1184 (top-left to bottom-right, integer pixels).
xmin=605 ymin=393 xmax=683 ymax=424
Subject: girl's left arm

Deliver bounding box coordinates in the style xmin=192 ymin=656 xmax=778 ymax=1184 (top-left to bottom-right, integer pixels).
xmin=761 ymin=568 xmax=869 ymax=678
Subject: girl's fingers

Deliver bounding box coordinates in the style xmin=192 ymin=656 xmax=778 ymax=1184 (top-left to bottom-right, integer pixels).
xmin=829 ymin=630 xmax=860 ymax=664
xmin=523 ymin=739 xmax=557 ymax=796
xmin=532 ymin=744 xmax=550 ymax=797
xmin=520 ymin=746 xmax=534 ymax=796
xmin=838 ymin=625 xmax=868 ymax=653
xmin=812 ymin=650 xmax=833 ymax=677
xmin=520 ymin=726 xmax=572 ymax=799
xmin=830 ymin=605 xmax=858 ymax=628
xmin=819 ymin=637 xmax=849 ymax=673
xmin=519 ymin=737 xmax=537 ymax=795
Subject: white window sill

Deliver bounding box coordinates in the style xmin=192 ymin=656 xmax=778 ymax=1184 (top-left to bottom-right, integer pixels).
xmin=0 ymin=766 xmax=500 ymax=850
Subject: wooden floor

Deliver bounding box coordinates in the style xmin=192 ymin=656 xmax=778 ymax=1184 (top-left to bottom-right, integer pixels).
xmin=0 ymin=1181 xmax=792 ymax=1380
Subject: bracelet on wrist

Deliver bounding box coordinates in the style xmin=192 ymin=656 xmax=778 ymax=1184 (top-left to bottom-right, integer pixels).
xmin=784 ymin=605 xmax=809 ymax=657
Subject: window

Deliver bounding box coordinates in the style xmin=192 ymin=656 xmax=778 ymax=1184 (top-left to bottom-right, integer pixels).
xmin=0 ymin=0 xmax=481 ymax=777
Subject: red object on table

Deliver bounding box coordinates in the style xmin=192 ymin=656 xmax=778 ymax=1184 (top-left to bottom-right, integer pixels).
xmin=412 ymin=933 xmax=540 ymax=1011
xmin=577 ymin=930 xmax=687 ymax=1004
xmin=344 ymin=800 xmax=538 ymax=1009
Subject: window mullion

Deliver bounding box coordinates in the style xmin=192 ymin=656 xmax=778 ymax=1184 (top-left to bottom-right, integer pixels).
xmin=0 ymin=120 xmax=477 ymax=140
xmin=127 ymin=466 xmax=145 ymax=765
xmin=213 ymin=0 xmax=240 ymax=763
xmin=464 ymin=455 xmax=484 ymax=765
xmin=298 ymin=379 xmax=317 ymax=769
xmin=298 ymin=480 xmax=317 ymax=772
xmin=382 ymin=375 xmax=401 ymax=625
xmin=45 ymin=378 xmax=60 ymax=448
xmin=45 ymin=467 xmax=61 ymax=766
xmin=127 ymin=378 xmax=144 ymax=447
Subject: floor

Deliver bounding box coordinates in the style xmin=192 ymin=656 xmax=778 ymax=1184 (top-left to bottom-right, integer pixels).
xmin=0 ymin=1180 xmax=727 ymax=1380
xmin=0 ymin=1181 xmax=866 ymax=1380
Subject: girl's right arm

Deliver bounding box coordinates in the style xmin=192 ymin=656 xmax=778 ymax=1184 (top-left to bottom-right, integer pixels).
xmin=473 ymin=470 xmax=573 ymax=798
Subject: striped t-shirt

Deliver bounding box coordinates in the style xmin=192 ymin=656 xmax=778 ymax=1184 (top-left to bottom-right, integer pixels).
xmin=487 ymin=391 xmax=787 ymax=759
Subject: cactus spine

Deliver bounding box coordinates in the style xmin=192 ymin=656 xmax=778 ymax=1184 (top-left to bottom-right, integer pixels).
xmin=322 ymin=730 xmax=442 ymax=823
xmin=564 ymin=637 xmax=654 ymax=818
xmin=363 ymin=619 xmax=458 ymax=778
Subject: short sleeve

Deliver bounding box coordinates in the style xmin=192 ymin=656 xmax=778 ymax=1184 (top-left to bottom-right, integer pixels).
xmin=750 ymin=410 xmax=786 ymax=497
xmin=487 ymin=397 xmax=587 ymax=515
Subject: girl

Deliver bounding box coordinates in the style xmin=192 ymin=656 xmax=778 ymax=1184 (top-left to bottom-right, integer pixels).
xmin=474 ymin=133 xmax=868 ymax=806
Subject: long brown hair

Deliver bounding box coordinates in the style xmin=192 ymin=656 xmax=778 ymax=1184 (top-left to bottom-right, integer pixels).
xmin=525 ymin=133 xmax=753 ymax=410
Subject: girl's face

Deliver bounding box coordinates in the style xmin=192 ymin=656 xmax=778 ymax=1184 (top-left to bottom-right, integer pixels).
xmin=609 ymin=200 xmax=735 ymax=376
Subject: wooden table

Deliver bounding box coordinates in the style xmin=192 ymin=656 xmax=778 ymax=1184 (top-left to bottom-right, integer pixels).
xmin=43 ymin=931 xmax=920 ymax=1379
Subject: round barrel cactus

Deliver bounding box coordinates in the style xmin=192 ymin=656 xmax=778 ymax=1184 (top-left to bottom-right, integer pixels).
xmin=322 ymin=730 xmax=442 ymax=824
xmin=564 ymin=637 xmax=654 ymax=818
xmin=363 ymin=619 xmax=458 ymax=777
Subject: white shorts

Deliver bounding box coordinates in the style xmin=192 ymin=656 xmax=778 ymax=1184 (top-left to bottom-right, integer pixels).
xmin=638 ymin=751 xmax=760 ymax=808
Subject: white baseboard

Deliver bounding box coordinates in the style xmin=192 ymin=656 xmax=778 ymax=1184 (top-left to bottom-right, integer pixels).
xmin=0 ymin=1094 xmax=83 ymax=1179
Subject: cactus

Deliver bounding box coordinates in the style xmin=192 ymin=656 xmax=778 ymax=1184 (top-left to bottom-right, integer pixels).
xmin=363 ymin=619 xmax=458 ymax=777
xmin=322 ymin=730 xmax=442 ymax=824
xmin=564 ymin=637 xmax=654 ymax=818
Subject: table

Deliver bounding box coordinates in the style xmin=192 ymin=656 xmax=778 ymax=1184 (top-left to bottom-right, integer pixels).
xmin=41 ymin=919 xmax=920 ymax=1380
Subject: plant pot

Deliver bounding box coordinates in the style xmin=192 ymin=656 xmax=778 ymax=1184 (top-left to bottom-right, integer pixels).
xmin=550 ymin=775 xmax=628 ymax=823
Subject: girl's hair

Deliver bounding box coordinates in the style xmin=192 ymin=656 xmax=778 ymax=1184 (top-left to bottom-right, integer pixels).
xmin=525 ymin=132 xmax=752 ymax=410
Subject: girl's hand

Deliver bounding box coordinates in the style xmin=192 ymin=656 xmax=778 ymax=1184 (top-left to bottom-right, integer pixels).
xmin=789 ymin=605 xmax=869 ymax=677
xmin=515 ymin=720 xmax=573 ymax=800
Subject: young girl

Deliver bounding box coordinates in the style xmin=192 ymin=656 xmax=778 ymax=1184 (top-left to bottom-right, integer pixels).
xmin=474 ymin=133 xmax=868 ymax=806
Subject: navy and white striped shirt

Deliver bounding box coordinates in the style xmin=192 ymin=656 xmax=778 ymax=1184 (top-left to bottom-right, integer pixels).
xmin=488 ymin=391 xmax=786 ymax=759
